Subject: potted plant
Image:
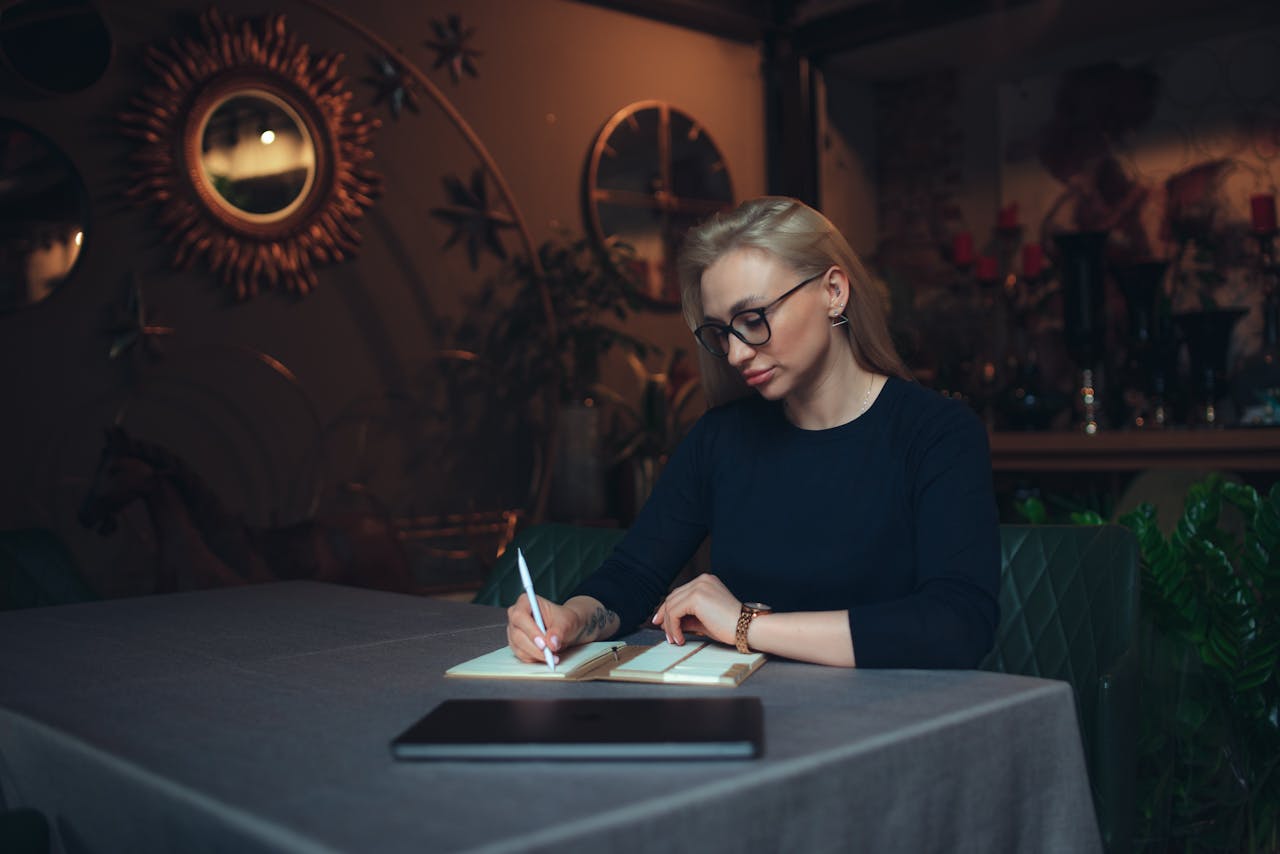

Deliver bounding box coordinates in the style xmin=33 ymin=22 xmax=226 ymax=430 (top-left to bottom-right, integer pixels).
xmin=593 ymin=350 xmax=700 ymax=523
xmin=453 ymin=232 xmax=651 ymax=520
xmin=1016 ymin=477 xmax=1279 ymax=851
xmin=1122 ymin=476 xmax=1278 ymax=852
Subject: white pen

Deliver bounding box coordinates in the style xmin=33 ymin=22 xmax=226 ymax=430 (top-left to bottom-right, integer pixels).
xmin=516 ymin=548 xmax=556 ymax=672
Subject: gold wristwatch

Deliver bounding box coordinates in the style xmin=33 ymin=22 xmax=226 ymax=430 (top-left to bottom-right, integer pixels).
xmin=735 ymin=602 xmax=772 ymax=653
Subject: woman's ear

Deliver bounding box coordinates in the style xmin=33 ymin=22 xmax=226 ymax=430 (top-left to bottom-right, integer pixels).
xmin=825 ymin=267 xmax=850 ymax=314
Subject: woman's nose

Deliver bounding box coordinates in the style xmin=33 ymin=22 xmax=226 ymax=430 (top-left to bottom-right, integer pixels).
xmin=726 ymin=333 xmax=755 ymax=366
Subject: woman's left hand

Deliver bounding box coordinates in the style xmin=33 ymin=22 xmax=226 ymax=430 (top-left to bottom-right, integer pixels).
xmin=651 ymin=573 xmax=741 ymax=646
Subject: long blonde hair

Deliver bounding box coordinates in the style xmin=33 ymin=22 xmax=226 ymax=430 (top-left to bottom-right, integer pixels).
xmin=678 ymin=196 xmax=911 ymax=407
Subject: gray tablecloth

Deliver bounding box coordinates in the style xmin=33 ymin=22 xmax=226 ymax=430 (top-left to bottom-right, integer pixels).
xmin=0 ymin=582 xmax=1101 ymax=853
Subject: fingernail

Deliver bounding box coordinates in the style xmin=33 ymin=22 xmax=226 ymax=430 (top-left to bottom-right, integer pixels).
xmin=549 ymin=635 xmax=560 ymax=651
xmin=534 ymin=636 xmax=545 ymax=650
xmin=554 ymin=655 xmax=561 ymax=664
xmin=651 ymin=614 xmax=660 ymax=623
xmin=665 ymin=634 xmax=672 ymax=644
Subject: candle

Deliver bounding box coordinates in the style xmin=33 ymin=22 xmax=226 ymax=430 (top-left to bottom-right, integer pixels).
xmin=997 ymin=202 xmax=1019 ymax=230
xmin=975 ymin=255 xmax=998 ymax=282
xmin=1251 ymin=193 xmax=1277 ymax=233
xmin=952 ymin=232 xmax=974 ymax=265
xmin=1022 ymin=243 xmax=1044 ymax=278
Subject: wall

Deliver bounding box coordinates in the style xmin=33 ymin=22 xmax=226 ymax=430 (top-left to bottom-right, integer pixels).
xmin=819 ymin=0 xmax=1280 ymax=261
xmin=0 ymin=0 xmax=765 ymax=596
xmin=817 ymin=0 xmax=1280 ymax=395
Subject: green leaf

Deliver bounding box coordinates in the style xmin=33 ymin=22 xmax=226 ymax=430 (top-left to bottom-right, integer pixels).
xmin=1127 ymin=473 xmax=1280 ymax=853
xmin=1015 ymin=497 xmax=1047 ymax=524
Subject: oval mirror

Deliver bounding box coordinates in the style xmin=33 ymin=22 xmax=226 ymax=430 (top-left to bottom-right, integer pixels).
xmin=0 ymin=0 xmax=111 ymax=94
xmin=0 ymin=118 xmax=89 ymax=310
xmin=197 ymin=90 xmax=317 ymax=223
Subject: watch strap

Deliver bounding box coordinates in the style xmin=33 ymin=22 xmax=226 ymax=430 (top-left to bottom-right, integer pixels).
xmin=735 ymin=604 xmax=760 ymax=654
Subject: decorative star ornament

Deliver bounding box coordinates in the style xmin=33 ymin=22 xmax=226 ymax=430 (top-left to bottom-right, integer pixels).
xmin=424 ymin=14 xmax=481 ymax=84
xmin=363 ymin=54 xmax=419 ymax=119
xmin=430 ymin=169 xmax=515 ymax=270
xmin=108 ymin=275 xmax=175 ymax=361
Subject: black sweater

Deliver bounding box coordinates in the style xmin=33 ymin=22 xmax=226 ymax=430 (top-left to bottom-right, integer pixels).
xmin=571 ymin=376 xmax=1001 ymax=668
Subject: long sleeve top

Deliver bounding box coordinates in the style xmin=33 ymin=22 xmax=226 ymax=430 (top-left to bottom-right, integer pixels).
xmin=571 ymin=376 xmax=1000 ymax=668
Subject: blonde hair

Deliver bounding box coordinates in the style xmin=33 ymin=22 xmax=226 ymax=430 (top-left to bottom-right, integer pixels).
xmin=678 ymin=196 xmax=911 ymax=407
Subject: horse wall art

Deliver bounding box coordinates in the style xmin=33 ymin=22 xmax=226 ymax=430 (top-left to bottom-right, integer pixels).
xmin=79 ymin=427 xmax=413 ymax=594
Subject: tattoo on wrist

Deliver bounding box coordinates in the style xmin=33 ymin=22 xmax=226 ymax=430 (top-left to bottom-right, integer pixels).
xmin=575 ymin=605 xmax=618 ymax=642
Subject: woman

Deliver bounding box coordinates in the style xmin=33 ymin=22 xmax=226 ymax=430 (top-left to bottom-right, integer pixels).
xmin=507 ymin=197 xmax=999 ymax=668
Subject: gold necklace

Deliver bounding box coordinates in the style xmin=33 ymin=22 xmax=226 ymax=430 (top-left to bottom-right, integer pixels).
xmin=856 ymin=373 xmax=876 ymax=418
xmin=783 ymin=373 xmax=878 ymax=426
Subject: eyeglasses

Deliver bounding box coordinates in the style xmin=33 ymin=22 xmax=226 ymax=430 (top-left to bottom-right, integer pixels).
xmin=692 ymin=270 xmax=826 ymax=358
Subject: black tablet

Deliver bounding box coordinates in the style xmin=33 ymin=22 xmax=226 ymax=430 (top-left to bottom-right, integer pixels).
xmin=390 ymin=696 xmax=764 ymax=760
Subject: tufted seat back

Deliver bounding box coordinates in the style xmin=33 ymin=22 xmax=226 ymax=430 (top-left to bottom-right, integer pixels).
xmin=470 ymin=523 xmax=627 ymax=608
xmin=983 ymin=524 xmax=1139 ymax=854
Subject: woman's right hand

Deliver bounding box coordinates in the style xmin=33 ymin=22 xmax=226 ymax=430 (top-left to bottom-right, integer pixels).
xmin=506 ymin=594 xmax=583 ymax=664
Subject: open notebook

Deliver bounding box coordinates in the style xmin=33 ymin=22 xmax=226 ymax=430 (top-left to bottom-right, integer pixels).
xmin=446 ymin=641 xmax=766 ymax=687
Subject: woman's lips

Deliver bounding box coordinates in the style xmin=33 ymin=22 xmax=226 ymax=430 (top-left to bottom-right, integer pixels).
xmin=743 ymin=367 xmax=775 ymax=387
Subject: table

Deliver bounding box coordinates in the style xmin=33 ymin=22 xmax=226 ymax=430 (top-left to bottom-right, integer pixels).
xmin=0 ymin=582 xmax=1101 ymax=853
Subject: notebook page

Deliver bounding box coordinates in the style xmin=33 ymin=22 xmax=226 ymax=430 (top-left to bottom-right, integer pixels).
xmin=446 ymin=642 xmax=622 ymax=679
xmin=611 ymin=641 xmax=705 ymax=674
xmin=663 ymin=645 xmax=764 ymax=685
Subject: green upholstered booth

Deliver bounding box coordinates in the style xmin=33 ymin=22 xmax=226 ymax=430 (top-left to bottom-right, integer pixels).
xmin=983 ymin=524 xmax=1139 ymax=854
xmin=471 ymin=523 xmax=626 ymax=608
xmin=474 ymin=522 xmax=1139 ymax=853
xmin=0 ymin=529 xmax=96 ymax=611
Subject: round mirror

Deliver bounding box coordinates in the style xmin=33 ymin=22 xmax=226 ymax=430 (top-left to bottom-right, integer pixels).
xmin=0 ymin=118 xmax=88 ymax=311
xmin=121 ymin=8 xmax=379 ymax=298
xmin=0 ymin=0 xmax=111 ymax=94
xmin=197 ymin=90 xmax=317 ymax=223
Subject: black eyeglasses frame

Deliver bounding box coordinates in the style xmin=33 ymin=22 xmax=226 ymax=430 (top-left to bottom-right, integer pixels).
xmin=692 ymin=269 xmax=828 ymax=358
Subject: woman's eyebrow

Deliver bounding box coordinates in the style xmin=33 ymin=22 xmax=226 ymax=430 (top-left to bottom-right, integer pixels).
xmin=705 ymin=293 xmax=767 ymax=323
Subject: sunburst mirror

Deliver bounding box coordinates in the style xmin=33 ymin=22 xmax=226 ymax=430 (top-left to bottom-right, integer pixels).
xmin=120 ymin=7 xmax=380 ymax=298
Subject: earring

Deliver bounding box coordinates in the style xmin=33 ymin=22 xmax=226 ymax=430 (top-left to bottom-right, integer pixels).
xmin=831 ymin=312 xmax=849 ymax=328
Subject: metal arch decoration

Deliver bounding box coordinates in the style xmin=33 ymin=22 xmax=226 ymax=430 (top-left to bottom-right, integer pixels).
xmin=119 ymin=7 xmax=381 ymax=299
xmin=293 ymin=0 xmax=558 ymax=522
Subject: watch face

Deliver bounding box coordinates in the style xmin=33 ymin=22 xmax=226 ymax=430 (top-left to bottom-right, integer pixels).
xmin=584 ymin=101 xmax=734 ymax=309
xmin=743 ymin=602 xmax=771 ymax=613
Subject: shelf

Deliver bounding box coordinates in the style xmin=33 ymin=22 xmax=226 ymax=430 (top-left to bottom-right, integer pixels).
xmin=989 ymin=428 xmax=1280 ymax=472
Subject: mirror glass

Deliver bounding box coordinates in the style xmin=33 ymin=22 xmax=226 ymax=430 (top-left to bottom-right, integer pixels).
xmin=596 ymin=107 xmax=661 ymax=195
xmin=670 ymin=111 xmax=731 ymax=201
xmin=0 ymin=118 xmax=88 ymax=310
xmin=587 ymin=103 xmax=733 ymax=307
xmin=198 ymin=90 xmax=316 ymax=222
xmin=0 ymin=0 xmax=111 ymax=94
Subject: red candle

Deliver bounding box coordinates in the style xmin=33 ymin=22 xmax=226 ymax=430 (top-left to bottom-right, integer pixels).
xmin=1022 ymin=243 xmax=1044 ymax=278
xmin=1251 ymin=193 xmax=1277 ymax=233
xmin=997 ymin=202 xmax=1019 ymax=230
xmin=952 ymin=232 xmax=974 ymax=265
xmin=975 ymin=255 xmax=998 ymax=281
